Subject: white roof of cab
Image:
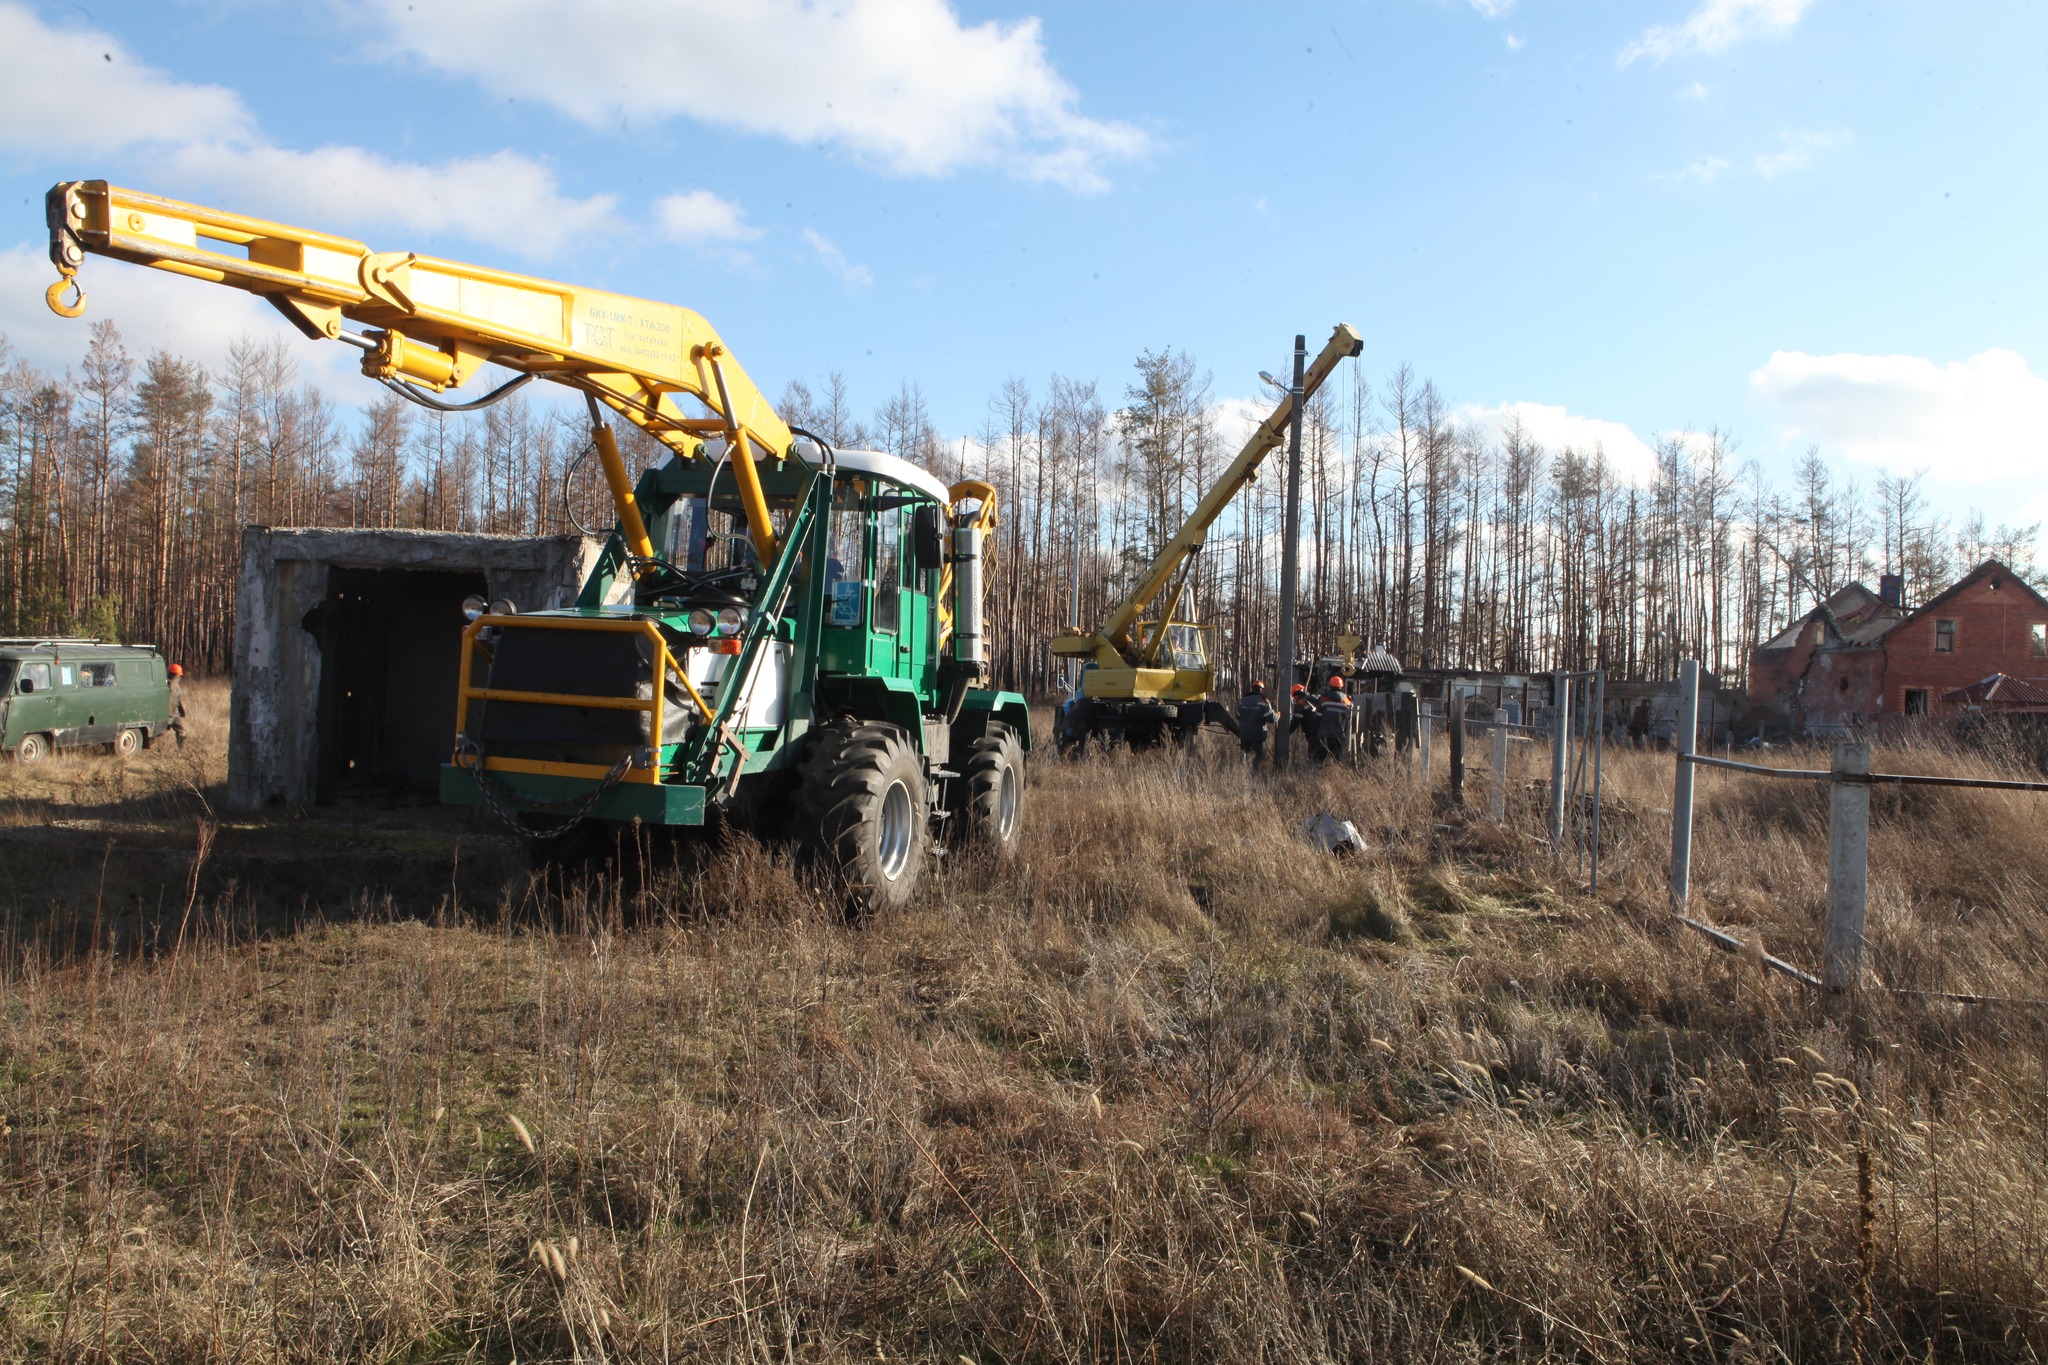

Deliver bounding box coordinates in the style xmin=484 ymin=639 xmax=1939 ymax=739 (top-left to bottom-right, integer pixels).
xmin=824 ymin=448 xmax=952 ymax=505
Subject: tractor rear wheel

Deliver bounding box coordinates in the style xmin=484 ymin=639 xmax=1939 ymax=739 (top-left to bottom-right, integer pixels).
xmin=797 ymin=720 xmax=929 ymax=916
xmin=953 ymin=722 xmax=1024 ymax=857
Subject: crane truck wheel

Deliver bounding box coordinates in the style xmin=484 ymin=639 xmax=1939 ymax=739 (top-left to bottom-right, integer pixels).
xmin=796 ymin=719 xmax=930 ymax=917
xmin=953 ymin=722 xmax=1024 ymax=857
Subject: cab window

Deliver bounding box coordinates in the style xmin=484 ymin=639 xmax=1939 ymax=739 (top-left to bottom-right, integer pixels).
xmin=874 ymin=503 xmax=901 ymax=634
xmin=20 ymin=663 xmax=50 ymax=692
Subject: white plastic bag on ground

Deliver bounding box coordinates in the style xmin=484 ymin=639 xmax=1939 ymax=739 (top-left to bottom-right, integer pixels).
xmin=1297 ymin=812 xmax=1366 ymax=855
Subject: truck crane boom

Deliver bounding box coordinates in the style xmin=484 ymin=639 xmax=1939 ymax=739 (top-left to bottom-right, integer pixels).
xmin=1049 ymin=323 xmax=1361 ymax=743
xmin=45 ymin=180 xmax=792 ymax=563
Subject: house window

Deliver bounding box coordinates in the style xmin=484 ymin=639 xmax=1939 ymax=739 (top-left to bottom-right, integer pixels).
xmin=2032 ymin=623 xmax=2046 ymax=658
xmin=1934 ymin=619 xmax=1956 ymax=653
xmin=1904 ymin=688 xmax=1929 ymax=716
xmin=1809 ymin=621 xmax=1826 ymax=646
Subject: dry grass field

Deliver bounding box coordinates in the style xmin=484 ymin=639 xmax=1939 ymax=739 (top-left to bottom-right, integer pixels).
xmin=0 ymin=688 xmax=2044 ymax=1362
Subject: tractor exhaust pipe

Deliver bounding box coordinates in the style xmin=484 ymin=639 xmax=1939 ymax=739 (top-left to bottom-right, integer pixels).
xmin=951 ymin=518 xmax=985 ymax=666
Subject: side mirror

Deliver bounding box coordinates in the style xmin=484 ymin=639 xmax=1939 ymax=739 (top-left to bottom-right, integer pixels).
xmin=912 ymin=503 xmax=945 ymax=574
xmin=16 ymin=679 xmax=30 ymax=694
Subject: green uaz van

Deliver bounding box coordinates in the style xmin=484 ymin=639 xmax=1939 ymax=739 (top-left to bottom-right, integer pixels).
xmin=0 ymin=639 xmax=172 ymax=764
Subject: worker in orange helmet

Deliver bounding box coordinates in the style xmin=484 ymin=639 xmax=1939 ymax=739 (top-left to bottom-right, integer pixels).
xmin=1289 ymin=681 xmax=1320 ymax=743
xmin=1315 ymin=673 xmax=1354 ymax=764
xmin=167 ymin=662 xmax=189 ymax=747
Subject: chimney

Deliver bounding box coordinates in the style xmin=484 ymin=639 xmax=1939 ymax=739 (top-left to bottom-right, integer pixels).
xmin=1879 ymin=572 xmax=1903 ymax=608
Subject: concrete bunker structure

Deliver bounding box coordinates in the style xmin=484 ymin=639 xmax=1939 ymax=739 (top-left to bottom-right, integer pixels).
xmin=229 ymin=527 xmax=598 ymax=810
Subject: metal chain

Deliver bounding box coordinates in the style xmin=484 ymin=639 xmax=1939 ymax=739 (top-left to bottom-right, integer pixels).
xmin=452 ymin=737 xmax=639 ymax=838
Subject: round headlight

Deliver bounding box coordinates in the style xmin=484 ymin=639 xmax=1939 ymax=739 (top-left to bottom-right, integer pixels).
xmin=488 ymin=597 xmax=517 ymax=617
xmin=716 ymin=606 xmax=746 ymax=637
xmin=686 ymin=608 xmax=716 ymax=637
xmin=460 ymin=594 xmax=487 ymax=622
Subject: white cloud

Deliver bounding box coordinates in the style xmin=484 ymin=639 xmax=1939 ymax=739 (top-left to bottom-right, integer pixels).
xmin=1457 ymin=401 xmax=1661 ymax=483
xmin=165 ymin=143 xmax=617 ymax=257
xmin=1 ymin=2 xmax=613 ymax=258
xmin=653 ymin=190 xmax=760 ymax=245
xmin=1469 ymin=0 xmax=1515 ymax=17
xmin=1505 ymin=33 xmax=1525 ymax=51
xmin=0 ymin=2 xmax=253 ymax=153
xmin=803 ymin=229 xmax=872 ymax=290
xmin=1753 ymin=127 xmax=1848 ymax=177
xmin=1620 ymin=0 xmax=1814 ymax=66
xmin=350 ymin=0 xmax=1149 ymax=192
xmin=1751 ymin=349 xmax=2048 ymax=482
xmin=1658 ymin=156 xmax=1731 ymax=186
xmin=1679 ymin=80 xmax=1711 ymax=100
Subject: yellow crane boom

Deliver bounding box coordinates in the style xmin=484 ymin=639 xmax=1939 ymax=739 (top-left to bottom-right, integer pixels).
xmin=1050 ymin=323 xmax=1361 ymax=703
xmin=44 ymin=180 xmax=793 ymax=562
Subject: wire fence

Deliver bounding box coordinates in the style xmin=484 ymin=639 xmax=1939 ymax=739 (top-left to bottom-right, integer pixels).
xmin=1664 ymin=658 xmax=2048 ymax=1002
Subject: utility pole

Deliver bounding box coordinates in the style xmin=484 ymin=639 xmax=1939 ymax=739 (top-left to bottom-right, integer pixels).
xmin=1272 ymin=333 xmax=1308 ymax=769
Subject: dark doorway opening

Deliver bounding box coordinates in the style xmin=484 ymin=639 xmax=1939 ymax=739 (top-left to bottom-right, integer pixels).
xmin=305 ymin=567 xmax=486 ymax=799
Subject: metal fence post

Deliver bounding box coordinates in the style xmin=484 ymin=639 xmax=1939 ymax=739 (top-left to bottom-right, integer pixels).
xmin=1548 ymin=672 xmax=1570 ymax=849
xmin=1670 ymin=660 xmax=1699 ymax=915
xmin=1448 ymin=696 xmax=1465 ymax=805
xmin=1418 ymin=703 xmax=1433 ymax=779
xmin=1490 ymin=721 xmax=1508 ymax=821
xmin=1825 ymin=741 xmax=1871 ymax=992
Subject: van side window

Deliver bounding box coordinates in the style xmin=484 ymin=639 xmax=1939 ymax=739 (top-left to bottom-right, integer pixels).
xmin=81 ymin=663 xmax=117 ymax=687
xmin=19 ymin=663 xmax=49 ymax=692
xmin=58 ymin=665 xmax=75 ymax=687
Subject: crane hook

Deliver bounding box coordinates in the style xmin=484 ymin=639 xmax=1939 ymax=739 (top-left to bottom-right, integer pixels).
xmin=45 ymin=268 xmax=85 ymax=319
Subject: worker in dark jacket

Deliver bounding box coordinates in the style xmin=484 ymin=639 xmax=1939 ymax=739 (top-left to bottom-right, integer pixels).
xmin=1315 ymin=674 xmax=1354 ymax=762
xmin=1236 ymin=680 xmax=1277 ymax=768
xmin=1289 ymin=682 xmax=1320 ymax=741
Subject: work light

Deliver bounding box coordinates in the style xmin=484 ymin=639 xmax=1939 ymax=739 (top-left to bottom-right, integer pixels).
xmin=687 ymin=608 xmax=716 ymax=637
xmin=716 ymin=607 xmax=746 ymax=637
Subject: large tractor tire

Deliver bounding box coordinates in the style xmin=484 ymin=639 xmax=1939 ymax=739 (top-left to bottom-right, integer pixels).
xmin=953 ymin=722 xmax=1024 ymax=857
xmin=797 ymin=719 xmax=929 ymax=916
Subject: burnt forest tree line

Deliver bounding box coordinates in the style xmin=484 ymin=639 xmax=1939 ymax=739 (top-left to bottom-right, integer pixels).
xmin=1 ymin=320 xmax=2037 ymax=686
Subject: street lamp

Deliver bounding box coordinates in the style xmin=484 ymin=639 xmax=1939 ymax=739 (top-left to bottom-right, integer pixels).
xmin=1269 ymin=335 xmax=1307 ymax=770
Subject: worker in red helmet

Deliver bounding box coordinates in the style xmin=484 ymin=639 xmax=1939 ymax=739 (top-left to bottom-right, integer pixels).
xmin=1236 ymin=679 xmax=1277 ymax=768
xmin=1289 ymin=681 xmax=1320 ymax=742
xmin=1315 ymin=673 xmax=1354 ymax=764
xmin=166 ymin=662 xmax=189 ymax=747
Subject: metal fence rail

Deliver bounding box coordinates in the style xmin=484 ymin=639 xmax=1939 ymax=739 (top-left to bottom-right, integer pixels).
xmin=1668 ymin=658 xmax=2048 ymax=997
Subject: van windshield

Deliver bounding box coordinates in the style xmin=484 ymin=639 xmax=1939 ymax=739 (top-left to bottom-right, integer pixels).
xmin=0 ymin=662 xmax=13 ymax=692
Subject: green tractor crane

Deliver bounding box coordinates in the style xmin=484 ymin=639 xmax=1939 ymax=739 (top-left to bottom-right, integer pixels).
xmin=45 ymin=179 xmax=1030 ymax=911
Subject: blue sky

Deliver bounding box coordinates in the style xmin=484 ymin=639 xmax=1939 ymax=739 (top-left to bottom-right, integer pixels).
xmin=1 ymin=0 xmax=2043 ymax=543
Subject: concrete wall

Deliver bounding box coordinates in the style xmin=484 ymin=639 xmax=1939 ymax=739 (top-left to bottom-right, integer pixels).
xmin=229 ymin=528 xmax=600 ymax=810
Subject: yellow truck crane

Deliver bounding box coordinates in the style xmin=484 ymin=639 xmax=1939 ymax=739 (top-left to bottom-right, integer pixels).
xmin=44 ymin=180 xmax=1028 ymax=912
xmin=1049 ymin=324 xmax=1361 ymax=751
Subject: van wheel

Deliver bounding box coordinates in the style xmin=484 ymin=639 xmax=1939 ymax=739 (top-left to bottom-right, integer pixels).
xmin=796 ymin=719 xmax=928 ymax=917
xmin=953 ymin=722 xmax=1024 ymax=857
xmin=114 ymin=728 xmax=143 ymax=759
xmin=15 ymin=733 xmax=48 ymax=766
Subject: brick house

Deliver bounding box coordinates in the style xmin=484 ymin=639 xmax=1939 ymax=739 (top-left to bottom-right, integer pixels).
xmin=1747 ymin=560 xmax=2048 ymax=734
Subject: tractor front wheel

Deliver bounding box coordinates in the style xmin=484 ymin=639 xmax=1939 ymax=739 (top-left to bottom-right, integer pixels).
xmin=797 ymin=720 xmax=929 ymax=916
xmin=953 ymin=722 xmax=1024 ymax=858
